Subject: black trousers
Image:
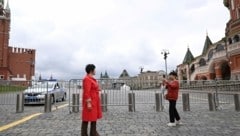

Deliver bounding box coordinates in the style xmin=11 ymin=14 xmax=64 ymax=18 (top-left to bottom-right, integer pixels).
xmin=81 ymin=121 xmax=98 ymax=136
xmin=169 ymin=100 xmax=180 ymax=123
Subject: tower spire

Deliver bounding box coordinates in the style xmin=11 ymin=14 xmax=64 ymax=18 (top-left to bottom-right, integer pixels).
xmin=0 ymin=0 xmax=4 ymax=6
xmin=6 ymin=0 xmax=10 ymax=10
xmin=5 ymin=0 xmax=10 ymax=17
xmin=0 ymin=0 xmax=4 ymax=16
xmin=182 ymin=47 xmax=194 ymax=64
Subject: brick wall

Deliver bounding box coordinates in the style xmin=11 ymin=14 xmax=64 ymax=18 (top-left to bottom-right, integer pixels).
xmin=8 ymin=47 xmax=35 ymax=80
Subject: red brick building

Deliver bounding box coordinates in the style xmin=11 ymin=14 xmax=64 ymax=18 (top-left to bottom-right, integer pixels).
xmin=0 ymin=0 xmax=35 ymax=81
xmin=178 ymin=0 xmax=240 ymax=80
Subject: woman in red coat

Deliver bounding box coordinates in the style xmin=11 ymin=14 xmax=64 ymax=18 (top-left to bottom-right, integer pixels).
xmin=81 ymin=64 xmax=102 ymax=136
xmin=163 ymin=71 xmax=181 ymax=127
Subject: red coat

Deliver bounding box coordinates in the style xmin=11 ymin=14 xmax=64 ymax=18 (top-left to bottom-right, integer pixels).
xmin=165 ymin=80 xmax=179 ymax=100
xmin=82 ymin=75 xmax=102 ymax=121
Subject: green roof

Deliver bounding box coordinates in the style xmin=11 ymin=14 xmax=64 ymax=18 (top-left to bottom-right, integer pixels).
xmin=119 ymin=69 xmax=129 ymax=78
xmin=182 ymin=48 xmax=194 ymax=64
xmin=202 ymin=35 xmax=213 ymax=55
xmin=0 ymin=0 xmax=4 ymax=5
xmin=224 ymin=0 xmax=229 ymax=8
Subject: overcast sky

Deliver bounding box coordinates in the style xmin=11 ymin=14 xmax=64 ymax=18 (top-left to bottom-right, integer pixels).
xmin=7 ymin=0 xmax=229 ymax=79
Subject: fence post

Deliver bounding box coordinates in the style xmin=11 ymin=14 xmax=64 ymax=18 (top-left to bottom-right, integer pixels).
xmin=128 ymin=92 xmax=135 ymax=112
xmin=182 ymin=93 xmax=190 ymax=111
xmin=101 ymin=93 xmax=108 ymax=112
xmin=208 ymin=93 xmax=216 ymax=111
xmin=72 ymin=93 xmax=80 ymax=113
xmin=44 ymin=94 xmax=52 ymax=113
xmin=16 ymin=93 xmax=24 ymax=113
xmin=155 ymin=93 xmax=164 ymax=112
xmin=234 ymin=94 xmax=240 ymax=112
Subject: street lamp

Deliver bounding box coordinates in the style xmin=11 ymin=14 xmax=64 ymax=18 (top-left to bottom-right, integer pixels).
xmin=161 ymin=49 xmax=170 ymax=78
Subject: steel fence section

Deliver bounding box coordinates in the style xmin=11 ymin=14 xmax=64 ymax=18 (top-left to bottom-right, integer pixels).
xmin=180 ymin=91 xmax=210 ymax=111
xmin=133 ymin=89 xmax=165 ymax=112
xmin=180 ymin=80 xmax=240 ymax=111
xmin=0 ymin=80 xmax=69 ymax=113
xmin=99 ymin=78 xmax=133 ymax=112
xmin=0 ymin=80 xmax=28 ymax=113
xmin=68 ymin=79 xmax=82 ymax=113
xmin=102 ymin=89 xmax=130 ymax=106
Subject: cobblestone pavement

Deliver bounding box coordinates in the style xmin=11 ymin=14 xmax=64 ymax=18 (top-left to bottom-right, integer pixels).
xmin=1 ymin=105 xmax=240 ymax=136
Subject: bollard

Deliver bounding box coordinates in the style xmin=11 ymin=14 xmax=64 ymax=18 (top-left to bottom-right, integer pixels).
xmin=182 ymin=93 xmax=190 ymax=111
xmin=128 ymin=93 xmax=135 ymax=112
xmin=16 ymin=93 xmax=24 ymax=113
xmin=234 ymin=94 xmax=240 ymax=112
xmin=208 ymin=93 xmax=216 ymax=111
xmin=155 ymin=93 xmax=164 ymax=112
xmin=72 ymin=93 xmax=80 ymax=113
xmin=44 ymin=94 xmax=52 ymax=113
xmin=101 ymin=93 xmax=108 ymax=112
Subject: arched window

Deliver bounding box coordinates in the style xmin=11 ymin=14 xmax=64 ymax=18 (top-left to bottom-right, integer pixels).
xmin=199 ymin=58 xmax=206 ymax=66
xmin=228 ymin=38 xmax=232 ymax=44
xmin=221 ymin=62 xmax=231 ymax=80
xmin=208 ymin=49 xmax=213 ymax=61
xmin=201 ymin=76 xmax=207 ymax=80
xmin=216 ymin=44 xmax=225 ymax=51
xmin=233 ymin=35 xmax=240 ymax=43
xmin=190 ymin=64 xmax=195 ymax=74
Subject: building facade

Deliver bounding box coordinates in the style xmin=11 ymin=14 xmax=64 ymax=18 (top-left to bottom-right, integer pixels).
xmin=117 ymin=69 xmax=165 ymax=90
xmin=178 ymin=0 xmax=240 ymax=81
xmin=136 ymin=70 xmax=165 ymax=89
xmin=0 ymin=0 xmax=35 ymax=81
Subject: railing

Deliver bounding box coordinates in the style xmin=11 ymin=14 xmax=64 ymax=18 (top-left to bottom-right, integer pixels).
xmin=180 ymin=80 xmax=240 ymax=111
xmin=212 ymin=50 xmax=226 ymax=59
xmin=228 ymin=42 xmax=240 ymax=52
xmin=0 ymin=79 xmax=240 ymax=114
xmin=0 ymin=80 xmax=68 ymax=113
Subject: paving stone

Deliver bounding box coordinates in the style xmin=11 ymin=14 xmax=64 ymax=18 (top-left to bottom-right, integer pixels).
xmin=1 ymin=101 xmax=240 ymax=136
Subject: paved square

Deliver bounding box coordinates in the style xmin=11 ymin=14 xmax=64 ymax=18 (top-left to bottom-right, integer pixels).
xmin=1 ymin=106 xmax=240 ymax=136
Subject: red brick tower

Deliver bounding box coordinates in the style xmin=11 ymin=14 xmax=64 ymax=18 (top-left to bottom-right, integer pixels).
xmin=0 ymin=0 xmax=11 ymax=79
xmin=0 ymin=0 xmax=36 ymax=81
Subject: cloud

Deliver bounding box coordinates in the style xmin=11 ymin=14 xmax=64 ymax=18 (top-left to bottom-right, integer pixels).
xmin=8 ymin=0 xmax=229 ymax=79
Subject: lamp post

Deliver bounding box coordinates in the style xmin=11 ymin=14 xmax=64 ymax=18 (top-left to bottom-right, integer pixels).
xmin=161 ymin=49 xmax=170 ymax=77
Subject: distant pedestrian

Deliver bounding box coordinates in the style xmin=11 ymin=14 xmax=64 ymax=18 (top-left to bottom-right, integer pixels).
xmin=81 ymin=64 xmax=102 ymax=136
xmin=163 ymin=71 xmax=182 ymax=127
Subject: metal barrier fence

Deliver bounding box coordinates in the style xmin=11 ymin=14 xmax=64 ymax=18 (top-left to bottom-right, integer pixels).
xmin=68 ymin=79 xmax=135 ymax=113
xmin=180 ymin=80 xmax=240 ymax=111
xmin=0 ymin=81 xmax=28 ymax=113
xmin=68 ymin=79 xmax=82 ymax=113
xmin=1 ymin=79 xmax=240 ymax=114
xmin=0 ymin=80 xmax=68 ymax=113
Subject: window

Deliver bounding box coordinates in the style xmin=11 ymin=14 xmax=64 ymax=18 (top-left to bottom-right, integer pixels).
xmin=190 ymin=64 xmax=195 ymax=74
xmin=231 ymin=0 xmax=235 ymax=10
xmin=233 ymin=35 xmax=240 ymax=43
xmin=216 ymin=44 xmax=225 ymax=52
xmin=199 ymin=58 xmax=206 ymax=66
xmin=228 ymin=38 xmax=232 ymax=44
xmin=237 ymin=8 xmax=240 ymax=19
xmin=208 ymin=49 xmax=213 ymax=61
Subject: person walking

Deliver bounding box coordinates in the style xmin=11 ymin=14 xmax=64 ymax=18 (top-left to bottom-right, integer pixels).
xmin=163 ymin=71 xmax=182 ymax=127
xmin=81 ymin=64 xmax=102 ymax=136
